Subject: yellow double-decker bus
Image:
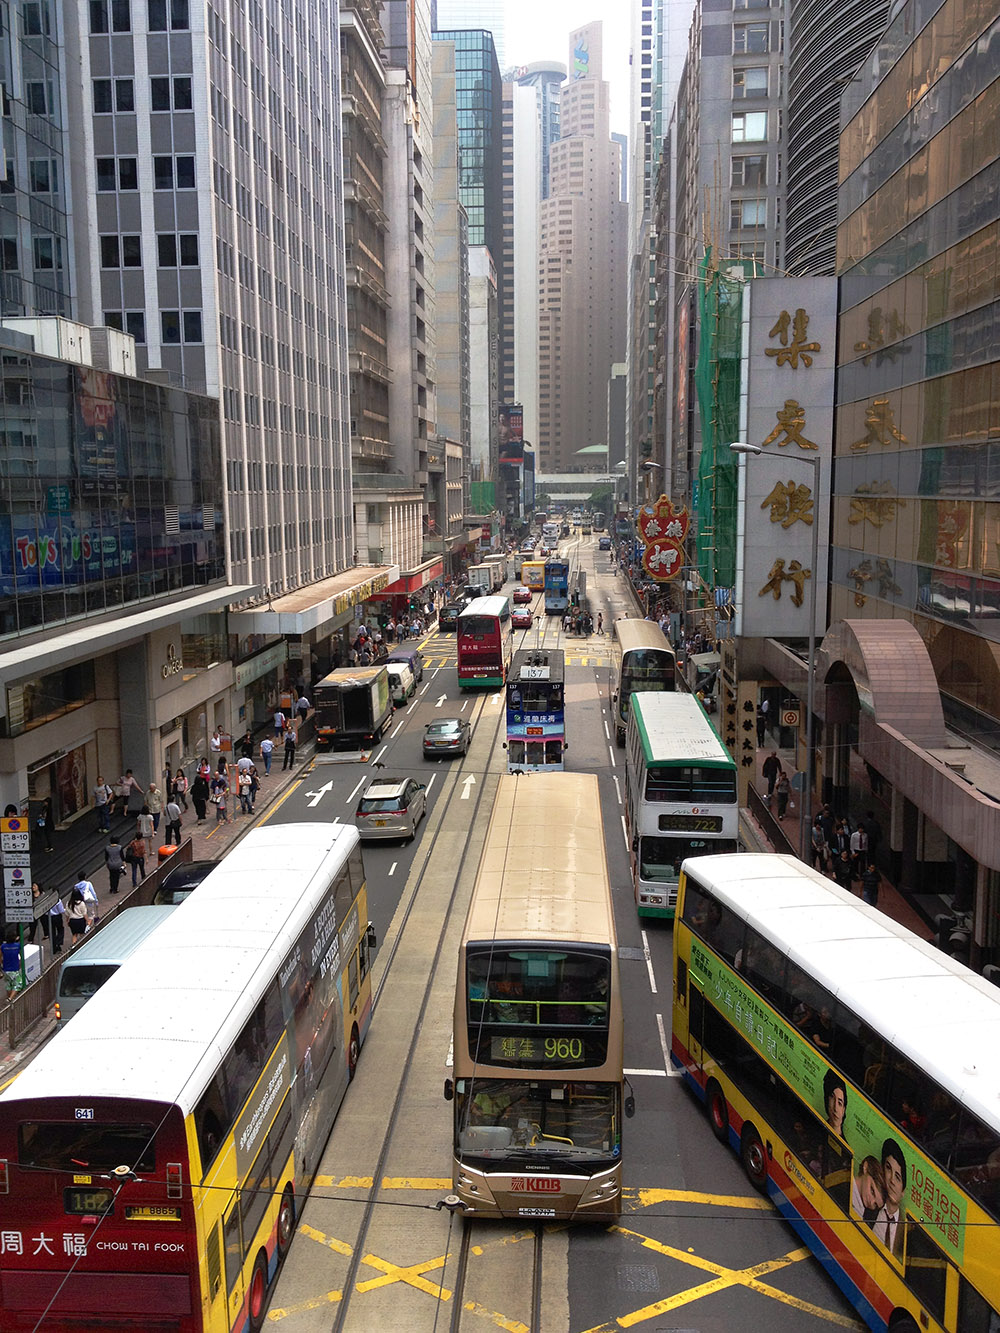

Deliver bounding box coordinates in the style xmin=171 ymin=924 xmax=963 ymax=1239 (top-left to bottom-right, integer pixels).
xmin=446 ymin=772 xmax=633 ymax=1221
xmin=0 ymin=824 xmax=376 ymax=1333
xmin=672 ymin=853 xmax=1000 ymax=1333
xmin=521 ymin=559 xmax=546 ymax=591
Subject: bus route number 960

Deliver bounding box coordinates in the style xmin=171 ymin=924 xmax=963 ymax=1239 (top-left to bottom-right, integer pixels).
xmin=545 ymin=1037 xmax=583 ymax=1060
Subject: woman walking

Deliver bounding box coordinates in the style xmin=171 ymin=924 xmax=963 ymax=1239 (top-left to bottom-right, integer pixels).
xmin=775 ymin=769 xmax=791 ymax=820
xmin=67 ymin=888 xmax=89 ymax=941
xmin=136 ymin=805 xmax=155 ymax=859
xmin=172 ymin=767 xmax=189 ymax=812
xmin=126 ymin=833 xmax=147 ymax=886
xmin=191 ymin=769 xmax=209 ymax=822
xmin=105 ymin=836 xmax=126 ymax=894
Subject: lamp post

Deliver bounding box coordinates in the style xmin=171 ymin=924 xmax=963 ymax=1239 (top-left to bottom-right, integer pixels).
xmin=730 ymin=442 xmax=821 ymax=862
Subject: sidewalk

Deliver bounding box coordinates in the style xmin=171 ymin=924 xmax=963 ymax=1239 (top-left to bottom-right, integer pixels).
xmin=1 ymin=739 xmax=315 ymax=1077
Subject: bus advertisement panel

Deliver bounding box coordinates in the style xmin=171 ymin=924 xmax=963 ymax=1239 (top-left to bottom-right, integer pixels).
xmin=611 ymin=618 xmax=676 ymax=745
xmin=521 ymin=561 xmax=546 ymax=591
xmin=624 ymin=693 xmax=737 ymax=919
xmin=672 ymin=853 xmax=1000 ymax=1333
xmin=447 ymin=773 xmax=632 ymax=1221
xmin=456 ymin=595 xmax=513 ymax=689
xmin=0 ymin=824 xmax=376 ymax=1333
xmin=505 ymin=649 xmax=565 ymax=771
xmin=543 ymin=560 xmax=569 ymax=614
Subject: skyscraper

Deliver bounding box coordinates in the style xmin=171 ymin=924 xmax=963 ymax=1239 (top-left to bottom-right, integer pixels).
xmin=432 ymin=0 xmax=506 ymax=66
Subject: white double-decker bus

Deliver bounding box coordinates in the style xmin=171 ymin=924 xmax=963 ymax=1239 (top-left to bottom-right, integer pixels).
xmin=624 ymin=692 xmax=738 ymax=919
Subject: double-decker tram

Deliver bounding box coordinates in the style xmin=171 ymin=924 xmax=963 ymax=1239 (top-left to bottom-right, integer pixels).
xmin=624 ymin=692 xmax=738 ymax=919
xmin=456 ymin=595 xmax=513 ymax=689
xmin=610 ymin=617 xmax=676 ymax=745
xmin=543 ymin=558 xmax=570 ymax=614
xmin=504 ymin=648 xmax=565 ymax=771
xmin=673 ymin=853 xmax=1000 ymax=1333
xmin=446 ymin=772 xmax=632 ymax=1220
xmin=0 ymin=824 xmax=376 ymax=1333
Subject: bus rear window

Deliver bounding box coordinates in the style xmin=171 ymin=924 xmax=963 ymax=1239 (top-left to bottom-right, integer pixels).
xmin=459 ymin=616 xmax=496 ymax=637
xmin=19 ymin=1122 xmax=156 ymax=1172
xmin=58 ymin=964 xmax=119 ymax=998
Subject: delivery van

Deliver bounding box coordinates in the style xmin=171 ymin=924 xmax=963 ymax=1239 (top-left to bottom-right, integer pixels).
xmin=385 ymin=660 xmax=416 ymax=706
xmin=55 ymin=905 xmax=177 ymax=1024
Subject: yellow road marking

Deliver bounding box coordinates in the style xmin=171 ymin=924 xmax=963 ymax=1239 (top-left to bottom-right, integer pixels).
xmin=356 ymin=1251 xmax=452 ymax=1300
xmin=266 ymin=1288 xmax=343 ymax=1320
xmin=629 ymin=1186 xmax=773 ymax=1211
xmin=298 ymin=1222 xmax=353 ymax=1257
xmin=311 ymin=1175 xmax=451 ymax=1190
xmin=460 ymin=1300 xmax=529 ymax=1333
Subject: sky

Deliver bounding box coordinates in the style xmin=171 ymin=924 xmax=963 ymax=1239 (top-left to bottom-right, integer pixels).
xmin=503 ymin=0 xmax=632 ymax=139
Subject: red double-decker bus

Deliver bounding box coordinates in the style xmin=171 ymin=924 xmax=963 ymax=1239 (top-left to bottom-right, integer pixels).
xmin=456 ymin=595 xmax=513 ymax=689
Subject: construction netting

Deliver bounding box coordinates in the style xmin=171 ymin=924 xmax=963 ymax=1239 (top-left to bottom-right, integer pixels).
xmin=694 ymin=247 xmax=744 ymax=594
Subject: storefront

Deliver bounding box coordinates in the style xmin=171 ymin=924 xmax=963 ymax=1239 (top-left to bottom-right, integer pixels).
xmin=368 ymin=558 xmax=444 ymax=624
xmin=234 ymin=640 xmax=289 ymax=734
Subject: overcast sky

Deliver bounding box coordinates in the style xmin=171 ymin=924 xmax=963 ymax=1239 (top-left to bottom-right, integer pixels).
xmin=504 ymin=0 xmax=631 ymax=139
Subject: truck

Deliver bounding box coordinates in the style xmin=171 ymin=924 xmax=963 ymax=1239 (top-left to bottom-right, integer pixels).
xmin=314 ymin=665 xmax=393 ymax=752
xmin=467 ymin=563 xmax=493 ymax=595
xmin=483 ymin=554 xmax=507 ymax=588
xmin=543 ymin=559 xmax=570 ymax=614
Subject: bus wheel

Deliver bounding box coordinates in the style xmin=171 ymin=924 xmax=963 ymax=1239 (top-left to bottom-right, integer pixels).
xmin=740 ymin=1124 xmax=768 ymax=1193
xmin=248 ymin=1250 xmax=269 ymax=1332
xmin=888 ymin=1315 xmax=920 ymax=1333
xmin=615 ymin=729 xmax=625 ymax=748
xmin=277 ymin=1186 xmax=295 ymax=1257
xmin=348 ymin=1024 xmax=360 ymax=1080
xmin=705 ymin=1079 xmax=729 ymax=1144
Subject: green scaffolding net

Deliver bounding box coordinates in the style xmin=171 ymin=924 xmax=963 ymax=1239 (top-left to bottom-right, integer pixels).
xmin=694 ymin=248 xmax=744 ymax=594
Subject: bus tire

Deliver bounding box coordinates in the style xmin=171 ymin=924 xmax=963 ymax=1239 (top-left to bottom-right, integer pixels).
xmin=277 ymin=1186 xmax=295 ymax=1257
xmin=888 ymin=1315 xmax=920 ymax=1333
xmin=348 ymin=1023 xmax=360 ymax=1080
xmin=615 ymin=728 xmax=625 ymax=748
xmin=248 ymin=1250 xmax=269 ymax=1332
xmin=705 ymin=1079 xmax=729 ymax=1144
xmin=740 ymin=1123 xmax=769 ymax=1193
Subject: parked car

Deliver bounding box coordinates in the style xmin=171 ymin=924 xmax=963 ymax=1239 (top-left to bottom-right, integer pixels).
xmin=512 ymin=586 xmax=533 ymax=604
xmin=355 ymin=777 xmax=427 ymax=841
xmin=152 ymin=859 xmax=217 ymax=905
xmin=422 ymin=718 xmax=471 ymax=758
xmin=512 ymin=607 xmax=533 ymax=629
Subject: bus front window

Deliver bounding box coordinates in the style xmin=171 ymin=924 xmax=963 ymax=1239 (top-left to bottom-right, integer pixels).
xmin=456 ymin=1080 xmax=620 ymax=1162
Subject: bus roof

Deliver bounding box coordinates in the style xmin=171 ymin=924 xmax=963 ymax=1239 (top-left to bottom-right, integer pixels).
xmin=56 ymin=905 xmax=176 ymax=969
xmin=1 ymin=824 xmax=361 ymax=1115
xmin=510 ymin=648 xmax=565 ymax=683
xmin=459 ymin=595 xmax=510 ymax=619
xmin=684 ymin=853 xmax=1000 ymax=1130
xmin=631 ymin=693 xmax=732 ymax=768
xmin=613 ymin=617 xmax=674 ymax=655
xmin=464 ymin=773 xmax=614 ymax=946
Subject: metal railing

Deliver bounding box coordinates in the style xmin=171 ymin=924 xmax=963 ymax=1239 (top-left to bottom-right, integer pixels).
xmin=745 ymin=785 xmax=797 ymax=857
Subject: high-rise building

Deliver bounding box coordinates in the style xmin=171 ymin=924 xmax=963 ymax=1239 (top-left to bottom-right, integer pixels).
xmin=432 ymin=0 xmax=505 ymax=66
xmin=515 ymin=62 xmax=563 ymax=202
xmin=536 ymin=22 xmax=626 ymax=476
xmin=501 ymin=75 xmax=542 ymax=451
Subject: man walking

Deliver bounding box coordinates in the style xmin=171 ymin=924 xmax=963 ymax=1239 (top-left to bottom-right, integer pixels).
xmin=259 ymin=735 xmax=274 ymax=776
xmin=145 ymin=781 xmax=164 ymax=833
xmin=104 ymin=837 xmax=126 ymax=894
xmin=93 ymin=777 xmax=113 ymax=832
xmin=48 ymin=894 xmax=67 ymax=953
xmin=164 ymin=797 xmax=183 ymax=846
xmin=861 ymin=861 xmax=881 ymax=907
xmin=283 ymin=726 xmax=297 ymax=770
xmin=761 ymin=750 xmax=781 ymax=798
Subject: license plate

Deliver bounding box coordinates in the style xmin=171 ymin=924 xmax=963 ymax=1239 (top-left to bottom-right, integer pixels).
xmin=517 ymin=1207 xmax=556 ymax=1218
xmin=373 ymin=819 xmax=386 ymax=827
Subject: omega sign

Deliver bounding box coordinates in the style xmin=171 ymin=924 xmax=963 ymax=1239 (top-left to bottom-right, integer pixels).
xmin=161 ymin=643 xmax=184 ymax=679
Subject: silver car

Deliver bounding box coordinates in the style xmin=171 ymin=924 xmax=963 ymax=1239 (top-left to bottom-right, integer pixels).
xmin=423 ymin=718 xmax=471 ymax=758
xmin=355 ymin=777 xmax=427 ymax=841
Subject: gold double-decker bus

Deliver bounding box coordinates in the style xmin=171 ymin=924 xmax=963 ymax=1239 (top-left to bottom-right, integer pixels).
xmin=446 ymin=772 xmax=632 ymax=1221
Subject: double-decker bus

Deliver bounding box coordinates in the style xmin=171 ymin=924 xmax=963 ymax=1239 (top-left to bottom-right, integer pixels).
xmin=610 ymin=617 xmax=676 ymax=745
xmin=543 ymin=559 xmax=570 ymax=614
xmin=673 ymin=853 xmax=1000 ymax=1333
xmin=456 ymin=595 xmax=513 ymax=689
xmin=446 ymin=772 xmax=633 ymax=1220
xmin=592 ymin=510 xmax=605 ymax=532
xmin=504 ymin=648 xmax=565 ymax=771
xmin=541 ymin=520 xmax=560 ymax=543
xmin=521 ymin=560 xmax=546 ymax=592
xmin=624 ymin=693 xmax=738 ymax=919
xmin=0 ymin=823 xmax=376 ymax=1333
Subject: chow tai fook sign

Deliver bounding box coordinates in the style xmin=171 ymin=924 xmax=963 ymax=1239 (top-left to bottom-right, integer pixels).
xmin=734 ymin=277 xmax=837 ymax=639
xmin=638 ymin=496 xmax=689 ymax=581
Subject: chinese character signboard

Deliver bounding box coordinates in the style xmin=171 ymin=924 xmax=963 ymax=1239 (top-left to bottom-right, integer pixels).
xmin=637 ymin=496 xmax=688 ymax=582
xmin=734 ymin=277 xmax=837 ymax=638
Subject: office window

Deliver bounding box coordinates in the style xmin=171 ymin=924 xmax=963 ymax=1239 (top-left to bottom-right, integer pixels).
xmin=93 ymin=79 xmax=112 ymax=113
xmin=173 ymin=77 xmax=192 ymax=109
xmin=154 ymin=156 xmax=173 ymax=189
xmin=148 ymin=0 xmax=188 ymax=29
xmin=96 ymin=158 xmax=116 ymax=190
xmin=0 ymin=161 xmax=13 ymax=194
xmin=119 ymin=158 xmax=138 ymax=189
xmin=183 ymin=310 xmax=202 ymax=343
xmin=104 ymin=312 xmax=145 ymax=341
xmin=730 ymin=198 xmax=767 ymax=229
xmin=733 ymin=22 xmax=769 ymax=52
xmin=115 ymin=79 xmax=134 ymax=111
xmin=122 ymin=235 xmax=141 ymax=265
xmin=32 ymin=236 xmax=61 ymax=270
xmin=152 ymin=76 xmax=192 ymax=110
xmin=1 ymin=238 xmax=18 ymax=269
xmin=732 ymin=111 xmax=767 ymax=142
xmin=29 ymin=159 xmax=56 ymax=192
xmin=176 ymin=156 xmax=195 ymax=188
xmin=100 ymin=234 xmax=119 ymax=267
xmin=161 ymin=310 xmax=181 ymax=343
xmin=733 ymin=67 xmax=768 ymax=98
xmin=22 ymin=3 xmax=50 ymax=35
xmin=732 ymin=153 xmax=767 ymax=187
xmin=90 ymin=0 xmax=130 ymax=31
xmin=25 ymin=81 xmax=48 ymax=115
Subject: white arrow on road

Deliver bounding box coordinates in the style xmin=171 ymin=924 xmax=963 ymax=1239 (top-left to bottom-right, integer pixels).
xmin=435 ymin=694 xmax=448 ymax=708
xmin=460 ymin=775 xmax=476 ymax=800
xmin=304 ymin=781 xmax=334 ymax=808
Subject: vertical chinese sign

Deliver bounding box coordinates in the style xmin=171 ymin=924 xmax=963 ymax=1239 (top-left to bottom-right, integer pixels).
xmin=637 ymin=496 xmax=689 ymax=583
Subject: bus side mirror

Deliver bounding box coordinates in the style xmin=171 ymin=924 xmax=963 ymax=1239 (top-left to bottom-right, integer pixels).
xmin=623 ymin=1076 xmax=635 ymax=1119
xmin=443 ymin=1078 xmax=454 ymax=1102
xmin=366 ymin=924 xmax=377 ymax=949
xmin=501 ymin=742 xmax=507 ymax=750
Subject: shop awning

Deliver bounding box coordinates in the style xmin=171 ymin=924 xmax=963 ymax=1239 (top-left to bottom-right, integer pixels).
xmin=379 ymin=558 xmax=444 ymax=596
xmin=228 ymin=564 xmax=399 ymax=637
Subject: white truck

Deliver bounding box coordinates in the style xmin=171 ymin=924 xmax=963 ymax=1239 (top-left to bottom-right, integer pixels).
xmin=467 ymin=564 xmax=493 ymax=595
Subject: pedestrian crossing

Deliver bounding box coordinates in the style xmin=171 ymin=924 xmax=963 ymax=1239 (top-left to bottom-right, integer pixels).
xmin=422 ymin=629 xmax=611 ymax=669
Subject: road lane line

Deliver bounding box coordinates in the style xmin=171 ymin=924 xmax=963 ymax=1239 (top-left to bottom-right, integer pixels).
xmin=347 ymin=776 xmax=367 ymax=803
xmin=620 ymin=814 xmax=629 ymax=851
xmin=641 ymin=930 xmax=657 ymax=995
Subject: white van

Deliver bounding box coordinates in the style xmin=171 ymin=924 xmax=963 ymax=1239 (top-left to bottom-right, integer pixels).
xmin=385 ymin=660 xmax=416 ymax=706
xmin=55 ymin=905 xmax=177 ymax=1024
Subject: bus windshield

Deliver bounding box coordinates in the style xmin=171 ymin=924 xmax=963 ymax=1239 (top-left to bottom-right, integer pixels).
xmin=639 ymin=834 xmax=738 ymax=882
xmin=455 ymin=1079 xmax=620 ymax=1165
xmin=460 ymin=615 xmax=499 ymax=638
xmin=623 ymin=649 xmax=674 ymax=684
xmin=19 ymin=1121 xmax=157 ymax=1172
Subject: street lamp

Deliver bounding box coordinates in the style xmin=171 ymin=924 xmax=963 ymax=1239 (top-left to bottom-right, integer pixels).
xmin=730 ymin=442 xmax=821 ymax=862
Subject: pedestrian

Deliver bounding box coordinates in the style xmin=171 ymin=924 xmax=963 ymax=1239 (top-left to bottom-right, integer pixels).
xmin=137 ymin=804 xmax=155 ymax=858
xmin=74 ymin=868 xmax=99 ymax=929
xmin=115 ymin=769 xmax=141 ymax=817
xmin=66 ymin=888 xmax=89 ymax=941
xmin=860 ymin=809 xmax=883 ymax=856
xmin=238 ymin=768 xmax=253 ymax=815
xmin=860 ymin=861 xmax=881 ymax=907
xmin=386 ymin=617 xmax=395 ymax=643
xmin=35 ymin=795 xmax=54 ymax=850
xmin=122 ymin=832 xmax=145 ymax=885
xmin=833 ymin=849 xmax=856 ymax=893
xmin=775 ymin=770 xmax=790 ymax=820
xmin=27 ymin=884 xmax=49 ymax=950
xmin=810 ymin=818 xmax=830 ymax=872
xmin=104 ymin=837 xmax=126 ymax=893
xmin=164 ymin=797 xmax=183 ymax=845
xmin=248 ymin=765 xmax=260 ymax=810
xmin=93 ymin=777 xmax=113 ymax=832
xmin=191 ymin=770 xmax=210 ymax=822
xmin=850 ymin=823 xmax=869 ymax=876
xmin=145 ymin=782 xmax=163 ymax=833
xmin=832 ymin=817 xmax=851 ymax=857
xmin=240 ymin=729 xmax=254 ymax=760
xmin=273 ymin=707 xmax=286 ymax=737
xmin=48 ymin=893 xmax=66 ymax=953
xmin=756 ymin=705 xmax=767 ymax=746
xmin=3 ymin=926 xmax=23 ymax=993
xmin=211 ymin=773 xmax=229 ymax=823
xmin=259 ymin=735 xmax=274 ymax=776
xmin=283 ymin=726 xmax=297 ymax=770
xmin=759 ymin=696 xmax=770 ymax=739
xmin=236 ymin=750 xmax=253 ymax=777
xmin=172 ymin=767 xmax=189 ymax=811
xmin=761 ymin=750 xmax=780 ymax=798
xmin=296 ymin=693 xmax=310 ymax=722
xmin=596 ymin=612 xmax=604 ymax=635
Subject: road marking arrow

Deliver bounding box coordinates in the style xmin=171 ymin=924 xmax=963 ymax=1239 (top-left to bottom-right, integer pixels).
xmin=435 ymin=694 xmax=448 ymax=708
xmin=460 ymin=775 xmax=476 ymax=800
xmin=304 ymin=781 xmax=334 ymax=808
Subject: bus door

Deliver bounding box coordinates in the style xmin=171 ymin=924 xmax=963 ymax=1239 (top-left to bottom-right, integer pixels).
xmin=674 ymin=951 xmax=707 ymax=1077
xmin=223 ymin=1193 xmax=246 ymax=1325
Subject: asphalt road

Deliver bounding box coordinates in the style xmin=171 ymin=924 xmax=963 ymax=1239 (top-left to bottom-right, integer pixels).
xmin=263 ymin=535 xmax=862 ymax=1333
